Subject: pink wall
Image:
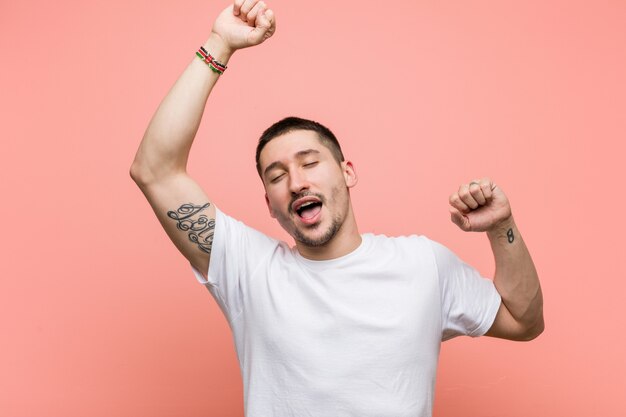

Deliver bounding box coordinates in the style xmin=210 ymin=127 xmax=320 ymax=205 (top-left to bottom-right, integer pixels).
xmin=1 ymin=0 xmax=625 ymax=416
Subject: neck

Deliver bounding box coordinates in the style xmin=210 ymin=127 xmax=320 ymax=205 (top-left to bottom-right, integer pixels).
xmin=295 ymin=208 xmax=361 ymax=261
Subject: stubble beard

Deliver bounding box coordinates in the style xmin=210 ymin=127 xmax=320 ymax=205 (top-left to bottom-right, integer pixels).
xmin=291 ymin=185 xmax=347 ymax=247
xmin=293 ymin=212 xmax=343 ymax=247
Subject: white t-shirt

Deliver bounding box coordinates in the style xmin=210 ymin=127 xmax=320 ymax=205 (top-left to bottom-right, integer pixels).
xmin=191 ymin=208 xmax=501 ymax=417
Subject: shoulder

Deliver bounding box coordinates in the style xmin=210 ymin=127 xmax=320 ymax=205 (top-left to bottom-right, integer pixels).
xmin=216 ymin=207 xmax=275 ymax=239
xmin=214 ymin=206 xmax=284 ymax=256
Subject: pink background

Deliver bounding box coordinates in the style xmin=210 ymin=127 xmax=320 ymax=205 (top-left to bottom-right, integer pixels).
xmin=1 ymin=0 xmax=625 ymax=416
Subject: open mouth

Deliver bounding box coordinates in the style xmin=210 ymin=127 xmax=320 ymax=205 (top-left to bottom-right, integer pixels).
xmin=292 ymin=196 xmax=323 ymax=222
xmin=296 ymin=201 xmax=323 ymax=220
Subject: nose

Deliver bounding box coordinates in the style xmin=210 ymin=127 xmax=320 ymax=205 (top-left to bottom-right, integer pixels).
xmin=288 ymin=167 xmax=310 ymax=195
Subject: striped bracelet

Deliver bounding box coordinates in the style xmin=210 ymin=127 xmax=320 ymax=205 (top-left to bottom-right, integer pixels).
xmin=196 ymin=46 xmax=227 ymax=75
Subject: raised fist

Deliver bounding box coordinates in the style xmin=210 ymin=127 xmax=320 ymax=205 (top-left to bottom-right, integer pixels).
xmin=448 ymin=178 xmax=513 ymax=232
xmin=212 ymin=1 xmax=276 ymax=52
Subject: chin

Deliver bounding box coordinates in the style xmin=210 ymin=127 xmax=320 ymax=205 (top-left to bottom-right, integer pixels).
xmin=293 ymin=217 xmax=342 ymax=247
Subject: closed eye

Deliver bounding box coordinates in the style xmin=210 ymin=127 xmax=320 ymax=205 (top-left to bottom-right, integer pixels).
xmin=304 ymin=161 xmax=318 ymax=167
xmin=270 ymin=173 xmax=285 ymax=183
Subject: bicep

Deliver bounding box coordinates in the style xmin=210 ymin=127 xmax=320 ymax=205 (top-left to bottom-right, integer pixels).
xmin=137 ymin=173 xmax=215 ymax=278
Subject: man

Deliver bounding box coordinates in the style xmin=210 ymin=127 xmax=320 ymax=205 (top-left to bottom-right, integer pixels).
xmin=130 ymin=1 xmax=544 ymax=416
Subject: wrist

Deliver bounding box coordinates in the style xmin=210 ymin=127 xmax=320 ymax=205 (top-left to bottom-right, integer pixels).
xmin=203 ymin=33 xmax=234 ymax=63
xmin=486 ymin=215 xmax=515 ymax=238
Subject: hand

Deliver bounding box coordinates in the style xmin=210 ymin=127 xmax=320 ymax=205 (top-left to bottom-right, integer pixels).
xmin=211 ymin=1 xmax=276 ymax=53
xmin=448 ymin=178 xmax=512 ymax=232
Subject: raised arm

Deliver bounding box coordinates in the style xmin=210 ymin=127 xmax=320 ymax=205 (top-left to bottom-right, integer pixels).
xmin=448 ymin=178 xmax=544 ymax=341
xmin=130 ymin=1 xmax=276 ymax=277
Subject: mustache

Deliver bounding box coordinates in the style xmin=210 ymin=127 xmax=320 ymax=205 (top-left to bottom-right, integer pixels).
xmin=288 ymin=191 xmax=325 ymax=214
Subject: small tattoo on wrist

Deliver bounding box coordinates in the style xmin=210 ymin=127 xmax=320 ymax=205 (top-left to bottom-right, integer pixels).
xmin=507 ymin=228 xmax=514 ymax=243
xmin=167 ymin=202 xmax=215 ymax=254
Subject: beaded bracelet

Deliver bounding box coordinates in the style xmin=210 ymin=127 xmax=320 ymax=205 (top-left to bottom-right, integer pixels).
xmin=196 ymin=46 xmax=227 ymax=75
xmin=195 ymin=50 xmax=224 ymax=74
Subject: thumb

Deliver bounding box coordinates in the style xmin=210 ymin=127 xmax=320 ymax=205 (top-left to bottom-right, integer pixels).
xmin=450 ymin=207 xmax=471 ymax=231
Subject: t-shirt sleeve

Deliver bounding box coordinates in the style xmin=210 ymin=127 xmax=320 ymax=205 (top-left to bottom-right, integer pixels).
xmin=428 ymin=239 xmax=502 ymax=341
xmin=190 ymin=207 xmax=279 ymax=324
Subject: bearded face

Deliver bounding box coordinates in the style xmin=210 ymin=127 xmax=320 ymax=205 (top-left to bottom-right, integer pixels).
xmin=259 ymin=130 xmax=357 ymax=249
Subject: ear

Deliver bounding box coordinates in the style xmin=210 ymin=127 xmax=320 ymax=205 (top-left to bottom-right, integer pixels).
xmin=342 ymin=161 xmax=358 ymax=188
xmin=265 ymin=193 xmax=276 ymax=218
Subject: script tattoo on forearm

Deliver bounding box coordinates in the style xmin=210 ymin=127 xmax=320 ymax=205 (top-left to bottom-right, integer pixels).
xmin=167 ymin=203 xmax=215 ymax=254
xmin=507 ymin=228 xmax=515 ymax=244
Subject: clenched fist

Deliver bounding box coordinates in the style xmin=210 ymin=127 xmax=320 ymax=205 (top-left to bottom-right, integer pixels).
xmin=212 ymin=1 xmax=276 ymax=53
xmin=449 ymin=178 xmax=512 ymax=232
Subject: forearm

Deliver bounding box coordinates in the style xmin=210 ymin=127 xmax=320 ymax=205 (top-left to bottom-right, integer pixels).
xmin=131 ymin=34 xmax=233 ymax=184
xmin=488 ymin=217 xmax=544 ymax=334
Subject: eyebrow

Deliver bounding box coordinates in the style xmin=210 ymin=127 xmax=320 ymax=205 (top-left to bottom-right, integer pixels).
xmin=263 ymin=149 xmax=321 ymax=178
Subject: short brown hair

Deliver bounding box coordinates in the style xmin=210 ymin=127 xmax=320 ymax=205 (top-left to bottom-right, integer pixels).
xmin=256 ymin=117 xmax=345 ymax=177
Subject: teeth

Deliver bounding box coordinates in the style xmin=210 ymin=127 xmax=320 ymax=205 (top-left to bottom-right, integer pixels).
xmin=300 ymin=201 xmax=315 ymax=209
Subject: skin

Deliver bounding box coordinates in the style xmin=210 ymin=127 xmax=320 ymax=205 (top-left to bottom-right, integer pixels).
xmin=130 ymin=1 xmax=275 ymax=278
xmin=259 ymin=130 xmax=360 ymax=260
xmin=449 ymin=179 xmax=544 ymax=340
xmin=131 ymin=0 xmax=543 ymax=342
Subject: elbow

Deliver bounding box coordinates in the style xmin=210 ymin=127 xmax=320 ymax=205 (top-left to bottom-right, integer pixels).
xmin=531 ymin=317 xmax=545 ymax=340
xmin=129 ymin=161 xmax=140 ymax=182
xmin=519 ymin=286 xmax=545 ymax=341
xmin=130 ymin=158 xmax=185 ymax=188
xmin=520 ymin=316 xmax=545 ymax=341
xmin=129 ymin=160 xmax=149 ymax=187
xmin=129 ymin=157 xmax=160 ymax=187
